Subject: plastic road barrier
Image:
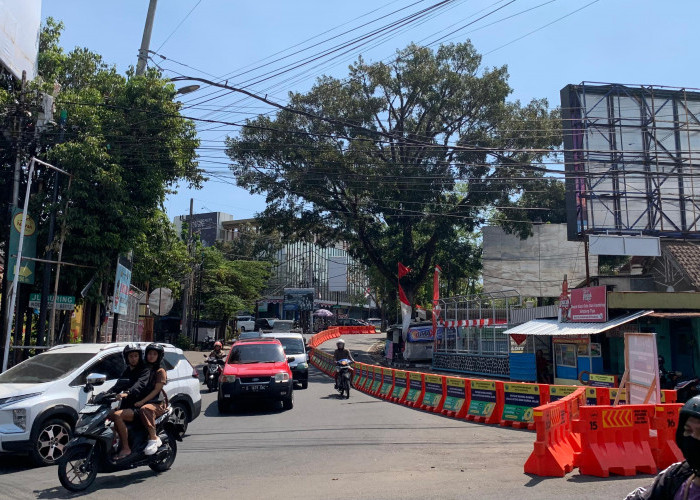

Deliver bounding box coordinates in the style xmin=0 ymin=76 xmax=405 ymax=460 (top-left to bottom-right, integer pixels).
xmin=404 ymin=372 xmax=425 ymax=408
xmin=378 ymin=368 xmax=394 ymax=399
xmin=466 ymin=380 xmax=504 ymax=425
xmin=362 ymin=365 xmax=376 ymax=393
xmin=661 ymin=390 xmax=677 ymax=403
xmin=352 ymin=362 xmax=365 ymax=388
xmin=573 ymin=405 xmax=657 ymax=477
xmin=390 ymin=370 xmax=408 ymax=404
xmin=420 ymin=374 xmax=446 ymax=413
xmin=441 ymin=377 xmax=470 ymax=419
xmin=370 ymin=366 xmax=383 ymax=395
xmin=585 ymin=387 xmax=608 ymax=406
xmin=651 ymin=404 xmax=683 ymax=470
xmin=524 ymin=387 xmax=586 ymax=477
xmin=501 ymin=383 xmax=549 ymax=430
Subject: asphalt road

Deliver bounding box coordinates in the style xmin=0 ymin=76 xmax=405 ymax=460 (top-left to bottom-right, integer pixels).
xmin=0 ymin=334 xmax=653 ymax=499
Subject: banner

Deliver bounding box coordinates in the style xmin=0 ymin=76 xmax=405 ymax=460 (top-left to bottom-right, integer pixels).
xmin=7 ymin=208 xmax=37 ymax=284
xmin=502 ymin=383 xmax=541 ymax=423
xmin=112 ymin=259 xmax=132 ymax=315
xmin=398 ymin=262 xmax=412 ymax=335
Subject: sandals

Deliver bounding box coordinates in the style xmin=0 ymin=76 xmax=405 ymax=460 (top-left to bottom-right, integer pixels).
xmin=114 ymin=449 xmax=132 ymax=460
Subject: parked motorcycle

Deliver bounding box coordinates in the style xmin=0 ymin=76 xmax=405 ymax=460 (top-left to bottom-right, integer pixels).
xmin=57 ymin=373 xmax=182 ymax=492
xmin=199 ymin=335 xmax=215 ymax=352
xmin=204 ymin=355 xmax=224 ymax=392
xmin=336 ymin=359 xmax=353 ymax=399
xmin=675 ymin=377 xmax=700 ymax=403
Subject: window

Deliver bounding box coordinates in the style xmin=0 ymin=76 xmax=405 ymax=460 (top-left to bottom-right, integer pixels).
xmin=0 ymin=352 xmax=94 ymax=384
xmin=556 ymin=344 xmax=577 ymax=368
xmin=228 ymin=344 xmax=285 ymax=363
xmin=70 ymin=353 xmax=125 ymax=386
xmin=162 ymin=351 xmax=181 ymax=371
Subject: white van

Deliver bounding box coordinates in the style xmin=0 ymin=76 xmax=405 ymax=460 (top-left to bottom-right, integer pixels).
xmin=261 ymin=332 xmax=308 ymax=389
xmin=236 ymin=315 xmax=256 ymax=332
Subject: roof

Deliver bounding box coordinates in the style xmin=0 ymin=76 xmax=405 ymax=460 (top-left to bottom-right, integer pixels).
xmin=663 ymin=241 xmax=700 ymax=288
xmin=648 ymin=312 xmax=700 ymax=319
xmin=504 ymin=310 xmax=654 ymax=336
xmin=47 ymin=342 xmax=176 ymax=353
xmin=261 ymin=332 xmax=303 ymax=339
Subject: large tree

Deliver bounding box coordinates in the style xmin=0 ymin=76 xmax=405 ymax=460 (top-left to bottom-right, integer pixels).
xmin=226 ymin=42 xmax=560 ymax=302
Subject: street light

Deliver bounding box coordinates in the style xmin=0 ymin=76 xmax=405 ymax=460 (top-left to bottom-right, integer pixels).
xmin=175 ymin=85 xmax=200 ymax=96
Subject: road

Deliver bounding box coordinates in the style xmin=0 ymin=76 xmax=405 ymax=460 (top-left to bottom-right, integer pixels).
xmin=0 ymin=334 xmax=652 ymax=499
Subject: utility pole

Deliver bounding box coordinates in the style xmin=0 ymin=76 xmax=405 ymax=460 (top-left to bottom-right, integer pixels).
xmin=181 ymin=198 xmax=193 ymax=340
xmin=136 ymin=0 xmax=158 ymax=76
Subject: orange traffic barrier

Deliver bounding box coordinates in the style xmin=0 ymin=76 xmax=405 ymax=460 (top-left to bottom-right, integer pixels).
xmin=420 ymin=374 xmax=446 ymax=413
xmin=585 ymin=387 xmax=609 ymax=406
xmin=501 ymin=382 xmax=549 ymax=430
xmin=651 ymin=404 xmax=683 ymax=470
xmin=465 ymin=380 xmax=504 ymax=425
xmin=352 ymin=362 xmax=365 ymax=388
xmin=369 ymin=366 xmax=383 ymax=395
xmin=661 ymin=390 xmax=677 ymax=403
xmin=573 ymin=405 xmax=657 ymax=477
xmin=377 ymin=368 xmax=394 ymax=399
xmin=359 ymin=364 xmax=374 ymax=393
xmin=549 ymin=385 xmax=580 ymax=402
xmin=441 ymin=377 xmax=470 ymax=419
xmin=404 ymin=372 xmax=425 ymax=408
xmin=390 ymin=370 xmax=409 ymax=404
xmin=524 ymin=387 xmax=585 ymax=477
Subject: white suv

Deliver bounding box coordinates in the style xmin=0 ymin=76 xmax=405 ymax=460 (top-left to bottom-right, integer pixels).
xmin=236 ymin=315 xmax=256 ymax=332
xmin=0 ymin=342 xmax=201 ymax=466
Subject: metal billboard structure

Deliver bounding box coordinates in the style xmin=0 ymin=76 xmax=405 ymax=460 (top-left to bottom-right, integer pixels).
xmin=561 ymin=83 xmax=700 ymax=243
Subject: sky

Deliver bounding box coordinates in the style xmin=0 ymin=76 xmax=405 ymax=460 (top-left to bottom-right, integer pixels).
xmin=40 ymin=0 xmax=700 ymax=222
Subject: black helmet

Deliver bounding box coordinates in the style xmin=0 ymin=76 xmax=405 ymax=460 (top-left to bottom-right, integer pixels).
xmin=677 ymin=395 xmax=700 ymax=471
xmin=123 ymin=344 xmax=143 ymax=363
xmin=145 ymin=343 xmax=165 ymax=366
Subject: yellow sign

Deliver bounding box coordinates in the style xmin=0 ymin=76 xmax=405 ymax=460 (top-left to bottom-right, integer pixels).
xmin=446 ymin=378 xmax=466 ymax=388
xmin=471 ymin=380 xmax=495 ymax=391
xmin=12 ymin=212 xmax=36 ymax=235
xmin=425 ymin=374 xmax=442 ymax=385
xmin=504 ymin=383 xmax=540 ymax=395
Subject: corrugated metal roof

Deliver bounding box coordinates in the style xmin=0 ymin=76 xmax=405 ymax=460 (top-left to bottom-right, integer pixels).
xmin=504 ymin=310 xmax=654 ymax=336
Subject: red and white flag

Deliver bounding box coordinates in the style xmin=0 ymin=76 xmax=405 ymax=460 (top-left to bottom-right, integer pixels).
xmin=398 ymin=262 xmax=412 ymax=335
xmin=432 ymin=264 xmax=442 ymax=337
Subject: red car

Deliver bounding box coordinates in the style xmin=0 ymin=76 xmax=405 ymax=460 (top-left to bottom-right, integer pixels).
xmin=217 ymin=338 xmax=295 ymax=413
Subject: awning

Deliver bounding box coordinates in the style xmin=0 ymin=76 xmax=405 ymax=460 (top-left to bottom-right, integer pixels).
xmin=504 ymin=310 xmax=654 ymax=336
xmin=648 ymin=312 xmax=700 ymax=319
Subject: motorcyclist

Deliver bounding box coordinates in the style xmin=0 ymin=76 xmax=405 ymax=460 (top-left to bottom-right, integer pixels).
xmin=625 ymin=395 xmax=700 ymax=499
xmin=136 ymin=344 xmax=168 ymax=456
xmin=203 ymin=341 xmax=226 ymax=382
xmin=108 ymin=344 xmax=151 ymax=460
xmin=333 ymin=339 xmax=354 ymax=389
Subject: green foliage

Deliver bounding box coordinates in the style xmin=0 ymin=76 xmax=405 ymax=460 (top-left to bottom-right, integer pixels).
xmin=174 ymin=334 xmax=193 ymax=351
xmin=0 ymin=18 xmax=204 ymax=303
xmin=226 ymin=42 xmax=561 ymax=302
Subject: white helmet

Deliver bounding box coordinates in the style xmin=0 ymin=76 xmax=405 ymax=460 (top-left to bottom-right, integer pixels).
xmin=336 ymin=339 xmax=345 ymax=347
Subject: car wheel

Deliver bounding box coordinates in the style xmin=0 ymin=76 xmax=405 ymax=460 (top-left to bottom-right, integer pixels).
xmin=301 ymin=380 xmax=308 ymax=390
xmin=282 ymin=392 xmax=294 ymax=410
xmin=30 ymin=417 xmax=72 ymax=466
xmin=171 ymin=402 xmax=189 ymax=439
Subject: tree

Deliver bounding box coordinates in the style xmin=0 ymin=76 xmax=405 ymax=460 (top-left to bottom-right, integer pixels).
xmin=226 ymin=42 xmax=561 ymax=303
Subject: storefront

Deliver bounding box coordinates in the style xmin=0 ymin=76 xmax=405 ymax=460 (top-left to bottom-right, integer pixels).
xmin=504 ymin=310 xmax=654 ymax=385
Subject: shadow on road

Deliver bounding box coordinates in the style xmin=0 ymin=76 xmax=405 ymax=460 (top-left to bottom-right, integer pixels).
xmin=0 ymin=454 xmax=34 ymax=474
xmin=34 ymin=469 xmax=153 ymax=498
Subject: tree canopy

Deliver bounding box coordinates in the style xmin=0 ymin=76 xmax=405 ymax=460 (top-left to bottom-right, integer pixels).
xmin=226 ymin=42 xmax=561 ymax=301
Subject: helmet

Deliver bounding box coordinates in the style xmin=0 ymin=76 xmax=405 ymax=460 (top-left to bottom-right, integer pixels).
xmin=123 ymin=344 xmax=143 ymax=363
xmin=145 ymin=343 xmax=165 ymax=366
xmin=336 ymin=339 xmax=345 ymax=347
xmin=677 ymin=395 xmax=700 ymax=471
xmin=214 ymin=341 xmax=223 ymax=349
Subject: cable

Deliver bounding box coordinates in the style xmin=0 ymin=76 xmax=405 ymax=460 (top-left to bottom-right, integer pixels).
xmin=154 ymin=0 xmax=203 ymax=54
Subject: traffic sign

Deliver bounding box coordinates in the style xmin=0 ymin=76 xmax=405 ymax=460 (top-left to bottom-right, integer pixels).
xmin=29 ymin=293 xmax=76 ymax=310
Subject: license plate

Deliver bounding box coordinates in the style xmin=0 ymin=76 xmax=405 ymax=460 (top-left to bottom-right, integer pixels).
xmin=245 ymin=384 xmax=267 ymax=392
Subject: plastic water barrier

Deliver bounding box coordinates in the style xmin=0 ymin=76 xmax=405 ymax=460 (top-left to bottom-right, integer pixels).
xmin=306 ymin=327 xmax=682 ymax=478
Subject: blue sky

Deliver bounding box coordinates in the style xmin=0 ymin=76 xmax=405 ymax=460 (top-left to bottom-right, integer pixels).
xmin=41 ymin=0 xmax=699 ymax=221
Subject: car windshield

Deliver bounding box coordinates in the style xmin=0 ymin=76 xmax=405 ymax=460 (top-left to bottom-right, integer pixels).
xmin=0 ymin=352 xmax=94 ymax=384
xmin=228 ymin=344 xmax=285 ymax=364
xmin=276 ymin=338 xmax=305 ymax=355
xmin=271 ymin=321 xmax=294 ymax=332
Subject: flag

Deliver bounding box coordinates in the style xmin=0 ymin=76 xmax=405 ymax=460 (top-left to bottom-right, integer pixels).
xmin=432 ymin=264 xmax=442 ymax=338
xmin=398 ymin=262 xmax=412 ymax=336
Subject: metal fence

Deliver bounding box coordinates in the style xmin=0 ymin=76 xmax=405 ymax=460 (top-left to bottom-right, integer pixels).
xmin=99 ymin=286 xmax=145 ymax=343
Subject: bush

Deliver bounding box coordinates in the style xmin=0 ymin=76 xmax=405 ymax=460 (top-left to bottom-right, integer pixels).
xmin=174 ymin=334 xmax=192 ymax=351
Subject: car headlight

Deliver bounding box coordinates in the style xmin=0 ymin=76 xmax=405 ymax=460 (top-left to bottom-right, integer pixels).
xmin=297 ymin=362 xmax=308 ymax=370
xmin=274 ymin=372 xmax=289 ymax=383
xmin=220 ymin=374 xmax=236 ymax=383
xmin=0 ymin=392 xmax=43 ymax=408
xmin=12 ymin=409 xmax=26 ymax=430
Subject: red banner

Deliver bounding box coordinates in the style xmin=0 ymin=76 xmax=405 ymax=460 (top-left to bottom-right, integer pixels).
xmin=570 ymin=286 xmax=607 ymax=322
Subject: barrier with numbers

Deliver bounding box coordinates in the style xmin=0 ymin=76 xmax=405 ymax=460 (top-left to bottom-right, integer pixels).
xmin=466 ymin=380 xmax=504 ymax=424
xmin=573 ymin=405 xmax=657 ymax=477
xmin=651 ymin=403 xmax=683 ymax=470
xmin=441 ymin=377 xmax=470 ymax=419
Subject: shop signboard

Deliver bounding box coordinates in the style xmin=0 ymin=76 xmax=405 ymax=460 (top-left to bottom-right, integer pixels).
xmin=421 ymin=375 xmax=444 ymax=407
xmin=502 ymin=383 xmax=541 ymax=423
xmin=468 ymin=380 xmax=497 ymax=418
xmin=569 ymin=286 xmax=607 ymax=322
xmin=442 ymin=377 xmax=467 ymax=412
xmin=29 ymin=293 xmax=75 ymax=311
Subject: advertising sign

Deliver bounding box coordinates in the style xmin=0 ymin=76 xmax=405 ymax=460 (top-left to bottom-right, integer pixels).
xmin=442 ymin=377 xmax=467 ymax=412
xmin=29 ymin=293 xmax=75 ymax=311
xmin=391 ymin=370 xmax=407 ymax=400
xmin=625 ymin=332 xmax=660 ymax=404
xmin=327 ymin=256 xmax=347 ymax=292
xmin=405 ymin=324 xmax=445 ymax=343
xmin=549 ymin=385 xmax=578 ymax=402
xmin=569 ymin=286 xmax=607 ymax=322
xmin=0 ymin=0 xmax=41 ymax=80
xmin=405 ymin=372 xmax=423 ymax=405
xmin=112 ymin=260 xmax=132 ymax=315
xmin=283 ymin=288 xmax=315 ymax=311
xmin=7 ymin=208 xmax=37 ymax=284
xmin=468 ymin=380 xmax=497 ymax=418
xmin=370 ymin=366 xmax=382 ymax=393
xmin=379 ymin=370 xmax=394 ymax=397
xmin=588 ymin=374 xmax=617 ymax=388
xmin=421 ymin=375 xmax=444 ymax=407
xmin=502 ymin=383 xmax=541 ymax=423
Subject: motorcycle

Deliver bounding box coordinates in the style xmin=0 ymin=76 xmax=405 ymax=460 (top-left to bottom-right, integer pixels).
xmin=204 ymin=355 xmax=224 ymax=392
xmin=335 ymin=359 xmax=353 ymax=399
xmin=675 ymin=377 xmax=700 ymax=403
xmin=57 ymin=373 xmax=182 ymax=492
xmin=199 ymin=335 xmax=215 ymax=352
